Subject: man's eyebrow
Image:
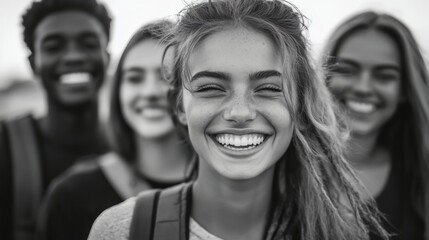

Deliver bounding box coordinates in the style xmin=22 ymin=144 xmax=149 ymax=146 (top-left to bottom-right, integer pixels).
xmin=79 ymin=31 xmax=100 ymax=39
xmin=41 ymin=33 xmax=63 ymax=43
xmin=191 ymin=71 xmax=230 ymax=82
xmin=249 ymin=70 xmax=282 ymax=81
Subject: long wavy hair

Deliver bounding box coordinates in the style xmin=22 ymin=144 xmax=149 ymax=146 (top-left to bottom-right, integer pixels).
xmin=167 ymin=1 xmax=388 ymax=239
xmin=322 ymin=11 xmax=429 ymax=233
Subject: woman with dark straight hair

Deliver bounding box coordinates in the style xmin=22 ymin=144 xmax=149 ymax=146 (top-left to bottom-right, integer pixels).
xmin=89 ymin=1 xmax=388 ymax=240
xmin=323 ymin=11 xmax=429 ymax=240
xmin=37 ymin=19 xmax=196 ymax=240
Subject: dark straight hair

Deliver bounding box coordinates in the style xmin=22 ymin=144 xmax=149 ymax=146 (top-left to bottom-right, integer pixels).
xmin=109 ymin=19 xmax=174 ymax=162
xmin=323 ymin=11 xmax=429 ymax=236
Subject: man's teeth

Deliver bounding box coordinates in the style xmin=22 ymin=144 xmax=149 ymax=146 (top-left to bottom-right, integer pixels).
xmin=59 ymin=72 xmax=91 ymax=84
xmin=215 ymin=134 xmax=265 ymax=150
xmin=346 ymin=101 xmax=375 ymax=113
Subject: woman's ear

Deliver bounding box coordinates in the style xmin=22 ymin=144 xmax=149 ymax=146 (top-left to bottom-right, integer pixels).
xmin=168 ymin=85 xmax=187 ymax=126
xmin=105 ymin=51 xmax=111 ymax=69
xmin=177 ymin=107 xmax=188 ymax=126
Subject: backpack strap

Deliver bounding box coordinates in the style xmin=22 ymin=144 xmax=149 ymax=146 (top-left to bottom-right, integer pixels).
xmin=425 ymin=173 xmax=429 ymax=240
xmin=153 ymin=183 xmax=192 ymax=240
xmin=130 ymin=189 xmax=161 ymax=240
xmin=130 ymin=183 xmax=193 ymax=240
xmin=99 ymin=153 xmax=152 ymax=200
xmin=5 ymin=115 xmax=42 ymax=240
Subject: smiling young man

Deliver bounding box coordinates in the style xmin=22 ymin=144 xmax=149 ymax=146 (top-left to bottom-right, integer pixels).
xmin=0 ymin=0 xmax=112 ymax=239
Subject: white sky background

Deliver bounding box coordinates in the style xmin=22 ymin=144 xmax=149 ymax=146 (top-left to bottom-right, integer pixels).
xmin=0 ymin=0 xmax=428 ymax=85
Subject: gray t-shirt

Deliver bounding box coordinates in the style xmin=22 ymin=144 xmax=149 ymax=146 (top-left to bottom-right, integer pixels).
xmin=88 ymin=197 xmax=222 ymax=240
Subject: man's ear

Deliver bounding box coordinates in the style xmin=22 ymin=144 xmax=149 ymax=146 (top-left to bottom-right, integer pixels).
xmin=28 ymin=53 xmax=36 ymax=73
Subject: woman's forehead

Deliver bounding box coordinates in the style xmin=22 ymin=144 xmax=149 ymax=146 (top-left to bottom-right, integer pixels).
xmin=187 ymin=27 xmax=283 ymax=75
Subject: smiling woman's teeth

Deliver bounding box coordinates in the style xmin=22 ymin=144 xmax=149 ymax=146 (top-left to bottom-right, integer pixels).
xmin=346 ymin=101 xmax=375 ymax=113
xmin=140 ymin=108 xmax=167 ymax=119
xmin=215 ymin=134 xmax=265 ymax=150
xmin=59 ymin=72 xmax=91 ymax=85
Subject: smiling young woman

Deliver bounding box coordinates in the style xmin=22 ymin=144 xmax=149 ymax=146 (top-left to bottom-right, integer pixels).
xmin=323 ymin=12 xmax=429 ymax=240
xmin=88 ymin=1 xmax=388 ymax=240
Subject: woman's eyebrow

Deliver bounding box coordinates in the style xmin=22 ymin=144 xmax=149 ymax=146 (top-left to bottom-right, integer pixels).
xmin=191 ymin=71 xmax=230 ymax=82
xmin=249 ymin=70 xmax=282 ymax=81
xmin=123 ymin=67 xmax=144 ymax=73
xmin=374 ymin=65 xmax=401 ymax=72
xmin=336 ymin=58 xmax=360 ymax=68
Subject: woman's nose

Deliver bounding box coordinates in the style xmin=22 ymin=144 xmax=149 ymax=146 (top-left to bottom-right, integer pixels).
xmin=222 ymin=94 xmax=257 ymax=124
xmin=353 ymin=71 xmax=373 ymax=95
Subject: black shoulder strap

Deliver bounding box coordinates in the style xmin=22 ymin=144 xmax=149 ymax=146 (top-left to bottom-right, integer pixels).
xmin=153 ymin=183 xmax=192 ymax=240
xmin=130 ymin=183 xmax=192 ymax=240
xmin=424 ymin=170 xmax=429 ymax=240
xmin=5 ymin=115 xmax=42 ymax=240
xmin=130 ymin=189 xmax=161 ymax=240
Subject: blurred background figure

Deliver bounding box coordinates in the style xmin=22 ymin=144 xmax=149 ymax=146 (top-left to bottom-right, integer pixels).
xmin=0 ymin=0 xmax=112 ymax=239
xmin=37 ymin=20 xmax=197 ymax=240
xmin=323 ymin=11 xmax=429 ymax=240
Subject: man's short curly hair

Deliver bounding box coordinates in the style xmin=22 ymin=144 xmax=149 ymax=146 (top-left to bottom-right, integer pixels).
xmin=22 ymin=0 xmax=112 ymax=53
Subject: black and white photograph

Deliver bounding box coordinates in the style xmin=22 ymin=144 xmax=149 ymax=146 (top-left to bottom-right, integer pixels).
xmin=1 ymin=0 xmax=428 ymax=239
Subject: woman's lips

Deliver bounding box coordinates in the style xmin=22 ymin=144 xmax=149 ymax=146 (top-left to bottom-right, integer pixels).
xmin=139 ymin=107 xmax=169 ymax=119
xmin=345 ymin=100 xmax=376 ymax=114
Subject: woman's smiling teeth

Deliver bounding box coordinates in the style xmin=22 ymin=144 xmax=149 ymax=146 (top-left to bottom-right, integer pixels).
xmin=215 ymin=134 xmax=266 ymax=151
xmin=140 ymin=107 xmax=168 ymax=119
xmin=59 ymin=72 xmax=92 ymax=85
xmin=346 ymin=100 xmax=376 ymax=114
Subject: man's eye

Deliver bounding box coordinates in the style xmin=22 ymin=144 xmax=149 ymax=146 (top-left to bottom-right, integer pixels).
xmin=42 ymin=42 xmax=62 ymax=53
xmin=81 ymin=39 xmax=99 ymax=50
